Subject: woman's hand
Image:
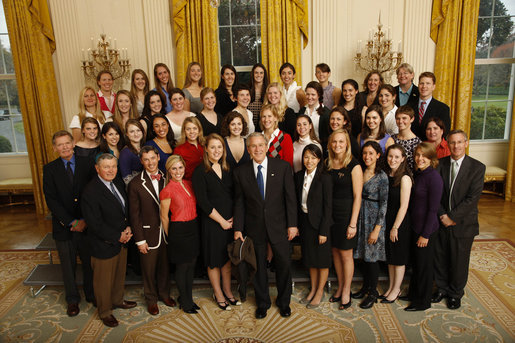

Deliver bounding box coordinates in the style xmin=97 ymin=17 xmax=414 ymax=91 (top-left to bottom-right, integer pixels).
xmin=220 ymin=219 xmax=232 ymax=230
xmin=319 ymin=235 xmax=327 ymax=245
xmin=390 ymin=228 xmax=398 ymax=242
xmin=347 ymin=226 xmax=357 ymax=239
xmin=416 ymin=236 xmax=428 ymax=248
xmin=368 ymin=229 xmax=380 ymax=245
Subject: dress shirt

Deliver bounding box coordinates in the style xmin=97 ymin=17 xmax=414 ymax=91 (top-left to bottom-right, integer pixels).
xmin=450 ymin=155 xmax=465 ymax=185
xmin=174 ymin=141 xmax=204 ymax=180
xmin=418 ymin=96 xmax=433 ymax=118
xmin=301 ymin=168 xmax=316 ymax=213
xmin=61 ymin=155 xmax=76 ymax=173
xmin=384 ymin=105 xmax=399 ymax=136
xmin=98 ymin=175 xmax=125 ymax=207
xmin=252 ymin=157 xmax=268 ymax=198
xmin=304 ymin=104 xmax=321 ymax=139
xmin=159 ymin=180 xmax=197 ymax=222
xmin=398 ymin=83 xmax=414 ymax=106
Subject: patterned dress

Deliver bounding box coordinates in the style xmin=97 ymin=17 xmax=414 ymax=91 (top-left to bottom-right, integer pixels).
xmin=392 ymin=134 xmax=422 ymax=172
xmin=354 ymin=170 xmax=389 ymax=262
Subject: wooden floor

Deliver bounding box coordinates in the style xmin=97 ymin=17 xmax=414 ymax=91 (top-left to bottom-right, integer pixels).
xmin=0 ymin=194 xmax=513 ymax=251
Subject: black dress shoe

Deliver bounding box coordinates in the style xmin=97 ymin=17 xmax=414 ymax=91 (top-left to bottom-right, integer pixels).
xmin=279 ymin=306 xmax=291 ymax=318
xmin=67 ymin=303 xmax=80 ymax=317
xmin=359 ymin=294 xmax=377 ymax=309
xmin=183 ymin=307 xmax=198 ymax=314
xmin=193 ymin=302 xmax=200 ymax=310
xmin=102 ymin=314 xmax=119 ymax=327
xmin=431 ymin=291 xmax=446 ymax=303
xmin=404 ymin=304 xmax=430 ymax=311
xmin=147 ymin=303 xmax=159 ymax=315
xmin=114 ymin=300 xmax=137 ymax=309
xmin=447 ymin=297 xmax=461 ymax=310
xmin=351 ymin=289 xmax=366 ymax=299
xmin=255 ymin=307 xmax=267 ymax=319
xmin=329 ymin=294 xmax=341 ymax=303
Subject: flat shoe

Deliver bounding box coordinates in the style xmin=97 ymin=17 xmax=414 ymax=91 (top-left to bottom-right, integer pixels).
xmin=299 ymin=296 xmax=312 ymax=304
xmin=306 ymin=302 xmax=320 ymax=309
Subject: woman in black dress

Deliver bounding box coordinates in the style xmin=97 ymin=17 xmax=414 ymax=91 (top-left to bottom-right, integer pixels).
xmin=192 ymin=134 xmax=240 ymax=311
xmin=294 ymin=144 xmax=333 ymax=308
xmin=220 ymin=111 xmax=251 ymax=170
xmin=74 ymin=117 xmax=100 ymax=159
xmin=381 ymin=144 xmax=413 ymax=303
xmin=214 ymin=64 xmax=238 ymax=116
xmin=197 ymin=87 xmax=222 ymax=136
xmin=326 ymin=129 xmax=363 ymax=310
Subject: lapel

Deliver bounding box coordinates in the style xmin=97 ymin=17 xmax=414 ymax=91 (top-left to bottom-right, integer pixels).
xmin=98 ymin=177 xmax=126 ymax=215
xmin=441 ymin=156 xmax=451 ymax=192
xmin=307 ymin=171 xmax=320 ymax=204
xmin=246 ymin=160 xmax=264 ymax=203
xmin=140 ymin=171 xmax=162 ymax=206
xmin=451 ymin=155 xmax=469 ymax=197
xmin=57 ymin=158 xmax=74 ymax=189
xmin=264 ymin=157 xmax=275 ymax=203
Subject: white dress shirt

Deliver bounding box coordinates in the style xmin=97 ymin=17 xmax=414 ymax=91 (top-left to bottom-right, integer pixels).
xmin=301 ymin=168 xmax=316 ymax=213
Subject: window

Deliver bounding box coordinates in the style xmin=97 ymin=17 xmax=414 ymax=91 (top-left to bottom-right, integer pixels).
xmin=471 ymin=0 xmax=515 ymax=140
xmin=218 ymin=0 xmax=261 ymax=84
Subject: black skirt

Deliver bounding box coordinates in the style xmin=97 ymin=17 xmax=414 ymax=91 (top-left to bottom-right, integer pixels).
xmin=299 ymin=212 xmax=331 ymax=268
xmin=167 ymin=218 xmax=199 ymax=264
xmin=330 ymin=198 xmax=357 ymax=250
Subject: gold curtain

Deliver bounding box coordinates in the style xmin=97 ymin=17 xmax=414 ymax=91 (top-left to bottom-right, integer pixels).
xmin=260 ymin=0 xmax=308 ymax=84
xmin=172 ymin=0 xmax=220 ymax=89
xmin=3 ymin=0 xmax=63 ymax=215
xmin=430 ymin=0 xmax=480 ymax=132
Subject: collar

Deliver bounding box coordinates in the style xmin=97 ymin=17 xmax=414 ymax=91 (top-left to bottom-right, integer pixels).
xmin=298 ymin=136 xmax=313 ymax=144
xmin=304 ymin=167 xmax=317 ymax=180
xmin=270 ymin=128 xmax=281 ymax=141
xmin=419 ymin=96 xmax=432 ymax=105
xmin=97 ymin=90 xmax=115 ymax=99
xmin=145 ymin=170 xmax=162 ymax=179
xmin=451 ymin=154 xmax=465 ymax=167
xmin=253 ymin=156 xmax=268 ymax=170
xmin=399 ymin=83 xmax=414 ymax=95
xmin=61 ymin=154 xmax=75 ymax=166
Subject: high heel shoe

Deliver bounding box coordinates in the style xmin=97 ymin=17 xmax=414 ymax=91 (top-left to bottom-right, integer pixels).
xmin=351 ymin=289 xmax=366 ymax=299
xmin=213 ymin=294 xmax=232 ymax=311
xmin=339 ymin=293 xmax=352 ymax=310
xmin=329 ymin=294 xmax=342 ymax=303
xmin=223 ymin=291 xmax=241 ymax=306
xmin=359 ymin=294 xmax=378 ymax=309
xmin=381 ymin=290 xmax=401 ymax=304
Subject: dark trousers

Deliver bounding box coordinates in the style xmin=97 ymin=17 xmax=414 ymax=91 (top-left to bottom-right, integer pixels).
xmin=55 ymin=233 xmax=94 ymax=304
xmin=408 ymin=232 xmax=435 ymax=308
xmin=175 ymin=257 xmax=196 ymax=310
xmin=91 ymin=247 xmax=127 ymax=319
xmin=140 ymin=243 xmax=170 ymax=305
xmin=253 ymin=240 xmax=292 ymax=310
xmin=434 ymin=227 xmax=474 ymax=299
xmin=361 ymin=261 xmax=379 ymax=296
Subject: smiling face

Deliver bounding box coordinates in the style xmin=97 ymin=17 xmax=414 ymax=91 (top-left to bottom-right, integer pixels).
xmin=98 ymin=73 xmax=113 ymax=93
xmin=229 ymin=116 xmax=243 ymax=137
xmin=397 ymin=67 xmax=414 ymax=87
xmin=171 ymin=93 xmax=185 ymax=111
xmin=201 ymin=91 xmax=216 ymax=111
xmin=419 ymin=76 xmax=436 ymax=100
xmin=267 ymin=86 xmax=281 ymax=105
xmin=168 ymin=161 xmax=185 ymax=182
xmin=117 ymin=94 xmax=132 ymax=114
xmin=395 ymin=112 xmax=414 ymax=131
xmin=448 ymin=132 xmax=468 ymax=160
xmin=53 ymin=135 xmax=75 ymax=160
xmin=414 ymin=149 xmax=431 ymax=171
xmin=126 ymin=123 xmax=143 ymax=144
xmin=315 ymin=68 xmax=330 ymax=83
xmin=296 ymin=117 xmax=312 ymax=138
xmin=253 ymin=66 xmax=265 ymax=84
xmin=83 ymin=89 xmax=97 ymax=108
xmin=149 ymin=94 xmax=162 ymax=114
xmin=280 ymin=67 xmax=295 ymax=86
xmin=156 ymin=66 xmax=169 ymax=86
xmin=330 ymin=112 xmax=346 ymax=131
xmin=189 ymin=64 xmax=202 ymax=83
xmin=303 ymin=149 xmax=320 ymax=174
xmin=379 ymin=89 xmax=395 ymax=110
xmin=222 ymin=68 xmax=235 ymax=87
xmin=96 ymin=157 xmax=118 ymax=182
xmin=82 ymin=122 xmax=99 ymax=141
xmin=367 ymin=73 xmax=381 ymax=93
xmin=362 ymin=145 xmax=380 ymax=168
xmin=134 ymin=72 xmax=146 ymax=91
xmin=342 ymin=83 xmax=358 ymax=103
xmin=330 ymin=132 xmax=347 ymax=156
xmin=425 ymin=121 xmax=444 ymax=143
xmin=260 ymin=109 xmax=277 ymax=131
xmin=366 ymin=111 xmax=381 ymax=131
xmin=237 ymin=89 xmax=251 ymax=108
xmin=247 ymin=135 xmax=267 ymax=163
xmin=153 ymin=117 xmax=169 ymax=139
xmin=206 ymin=138 xmax=224 ymax=163
xmin=387 ymin=147 xmax=405 ymax=172
xmin=103 ymin=128 xmax=120 ymax=147
xmin=184 ymin=122 xmax=199 ymax=143
xmin=305 ymin=87 xmax=319 ymax=107
xmin=141 ymin=150 xmax=160 ymax=174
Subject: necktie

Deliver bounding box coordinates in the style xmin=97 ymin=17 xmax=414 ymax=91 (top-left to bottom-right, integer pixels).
xmin=150 ymin=174 xmax=161 ymax=181
xmin=66 ymin=161 xmax=74 ymax=184
xmin=110 ymin=182 xmax=125 ymax=213
xmin=449 ymin=160 xmax=458 ymax=210
xmin=257 ymin=165 xmax=265 ymax=200
xmin=418 ymin=101 xmax=426 ymax=123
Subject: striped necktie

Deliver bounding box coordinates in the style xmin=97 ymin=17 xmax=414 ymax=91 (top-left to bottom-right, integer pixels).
xmin=418 ymin=101 xmax=426 ymax=123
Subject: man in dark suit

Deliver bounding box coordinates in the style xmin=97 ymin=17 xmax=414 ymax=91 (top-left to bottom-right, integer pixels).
xmin=394 ymin=63 xmax=419 ymax=107
xmin=233 ymin=132 xmax=298 ymax=319
xmin=82 ymin=153 xmax=136 ymax=327
xmin=433 ymin=130 xmax=485 ymax=309
xmin=128 ymin=146 xmax=175 ymax=315
xmin=411 ymin=72 xmax=451 ymax=141
xmin=43 ymin=130 xmax=96 ymax=317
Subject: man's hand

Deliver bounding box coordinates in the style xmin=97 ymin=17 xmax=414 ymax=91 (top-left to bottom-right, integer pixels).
xmin=138 ymin=243 xmax=149 ymax=254
xmin=119 ymin=226 xmax=133 ymax=243
xmin=287 ymin=227 xmax=298 ymax=241
xmin=318 ymin=235 xmax=327 ymax=244
xmin=71 ymin=219 xmax=87 ymax=232
xmin=439 ymin=214 xmax=456 ymax=227
xmin=234 ymin=231 xmax=244 ymax=241
xmin=416 ymin=236 xmax=429 ymax=248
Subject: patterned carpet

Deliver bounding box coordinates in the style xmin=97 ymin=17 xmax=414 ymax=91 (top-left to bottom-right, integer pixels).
xmin=0 ymin=240 xmax=513 ymax=342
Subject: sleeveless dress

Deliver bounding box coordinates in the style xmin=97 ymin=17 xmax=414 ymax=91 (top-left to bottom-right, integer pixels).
xmin=322 ymin=82 xmax=335 ymax=109
xmin=385 ymin=175 xmax=411 ymax=265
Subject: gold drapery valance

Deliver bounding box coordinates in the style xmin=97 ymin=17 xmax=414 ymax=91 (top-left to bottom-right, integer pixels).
xmin=3 ymin=0 xmax=63 ymax=215
xmin=260 ymin=0 xmax=308 ymax=83
xmin=172 ymin=0 xmax=220 ymax=89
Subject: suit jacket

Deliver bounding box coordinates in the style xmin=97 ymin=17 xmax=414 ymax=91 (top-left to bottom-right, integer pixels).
xmin=411 ymin=98 xmax=451 ymax=141
xmin=128 ymin=170 xmax=167 ymax=249
xmin=394 ymin=84 xmax=419 ymax=107
xmin=233 ymin=157 xmax=297 ymax=245
xmin=81 ymin=176 xmax=129 ymax=259
xmin=294 ymin=170 xmax=333 ymax=237
xmin=43 ymin=155 xmax=96 ymax=241
xmin=437 ymin=155 xmax=485 ymax=238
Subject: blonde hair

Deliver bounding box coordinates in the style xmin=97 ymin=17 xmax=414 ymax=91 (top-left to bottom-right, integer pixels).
xmin=177 ymin=116 xmax=205 ymax=146
xmin=202 ymin=134 xmax=229 ymax=172
xmin=112 ymin=90 xmax=137 ymax=132
xmin=415 ymin=142 xmax=439 ymax=169
xmin=183 ymin=62 xmax=205 ymax=88
xmin=77 ymin=86 xmax=105 ymax=125
xmin=326 ymin=129 xmax=352 ymax=170
xmin=259 ymin=104 xmax=279 ymax=131
xmin=164 ymin=154 xmax=186 ymax=183
xmin=263 ymin=82 xmax=287 ymax=122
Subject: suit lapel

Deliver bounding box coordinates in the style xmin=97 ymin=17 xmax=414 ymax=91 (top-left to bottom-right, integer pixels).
xmin=264 ymin=158 xmax=275 ymax=203
xmin=246 ymin=161 xmax=264 ymax=203
xmin=441 ymin=157 xmax=451 ymax=192
xmin=99 ymin=177 xmax=126 ymax=215
xmin=140 ymin=171 xmax=160 ymax=206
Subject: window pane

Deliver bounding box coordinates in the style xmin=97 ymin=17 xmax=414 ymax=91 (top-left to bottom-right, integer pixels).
xmin=237 ymin=71 xmax=251 ymax=85
xmin=494 ymin=0 xmax=512 ymax=16
xmin=0 ymin=79 xmax=25 ymax=152
xmin=232 ymin=26 xmax=258 ymax=66
xmin=490 ymin=17 xmax=514 ymax=58
xmin=470 ymin=105 xmax=485 ymax=140
xmin=231 ymin=0 xmax=257 ymax=26
xmin=489 ymin=63 xmax=512 ymax=98
xmin=479 ymin=0 xmax=493 ymax=16
xmin=473 ymin=64 xmax=489 ymax=99
xmin=476 ymin=18 xmax=491 ymax=58
xmin=219 ymin=27 xmax=232 ymax=66
xmin=484 ymin=102 xmax=508 ymax=139
xmin=218 ymin=0 xmax=230 ymax=26
xmin=0 ymin=116 xmax=15 ymax=152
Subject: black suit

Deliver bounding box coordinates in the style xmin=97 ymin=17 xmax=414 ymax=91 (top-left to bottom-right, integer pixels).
xmin=233 ymin=157 xmax=297 ymax=309
xmin=411 ymin=98 xmax=451 ymax=141
xmin=42 ymin=155 xmax=96 ymax=304
xmin=435 ymin=155 xmax=485 ymax=299
xmin=394 ymin=84 xmax=419 ymax=107
xmin=82 ymin=175 xmax=130 ymax=319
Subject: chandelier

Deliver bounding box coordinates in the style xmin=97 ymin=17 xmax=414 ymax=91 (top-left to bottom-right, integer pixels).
xmin=80 ymin=34 xmax=131 ymax=88
xmin=354 ymin=14 xmax=403 ymax=82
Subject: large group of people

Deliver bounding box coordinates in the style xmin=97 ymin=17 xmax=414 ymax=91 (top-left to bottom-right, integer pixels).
xmin=42 ymin=61 xmax=485 ymax=328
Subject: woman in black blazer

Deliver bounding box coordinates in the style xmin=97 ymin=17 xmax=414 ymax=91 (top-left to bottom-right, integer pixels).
xmin=294 ymin=144 xmax=333 ymax=309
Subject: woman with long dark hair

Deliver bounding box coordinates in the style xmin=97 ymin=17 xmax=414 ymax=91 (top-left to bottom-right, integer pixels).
xmin=339 ymin=79 xmax=365 ymax=138
xmin=140 ymin=90 xmax=166 ymax=142
xmin=145 ymin=114 xmax=175 ymax=174
xmin=130 ymin=69 xmax=150 ymax=116
xmin=153 ymin=63 xmax=174 ymax=113
xmin=298 ymin=81 xmax=330 ymax=148
xmin=119 ymin=119 xmax=145 ymax=184
xmin=248 ymin=63 xmax=269 ymax=128
xmin=215 ymin=64 xmax=238 ymax=116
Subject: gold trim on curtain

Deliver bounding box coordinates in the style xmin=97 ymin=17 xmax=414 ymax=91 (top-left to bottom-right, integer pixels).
xmin=172 ymin=0 xmax=220 ymax=89
xmin=260 ymin=0 xmax=308 ymax=84
xmin=3 ymin=0 xmax=63 ymax=215
xmin=430 ymin=0 xmax=480 ymax=133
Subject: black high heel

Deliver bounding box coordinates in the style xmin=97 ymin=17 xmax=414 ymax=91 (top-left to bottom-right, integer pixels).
xmin=223 ymin=291 xmax=241 ymax=306
xmin=359 ymin=294 xmax=378 ymax=309
xmin=329 ymin=294 xmax=342 ymax=303
xmin=339 ymin=294 xmax=352 ymax=310
xmin=351 ymin=289 xmax=366 ymax=299
xmin=381 ymin=290 xmax=401 ymax=304
xmin=213 ymin=294 xmax=232 ymax=311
